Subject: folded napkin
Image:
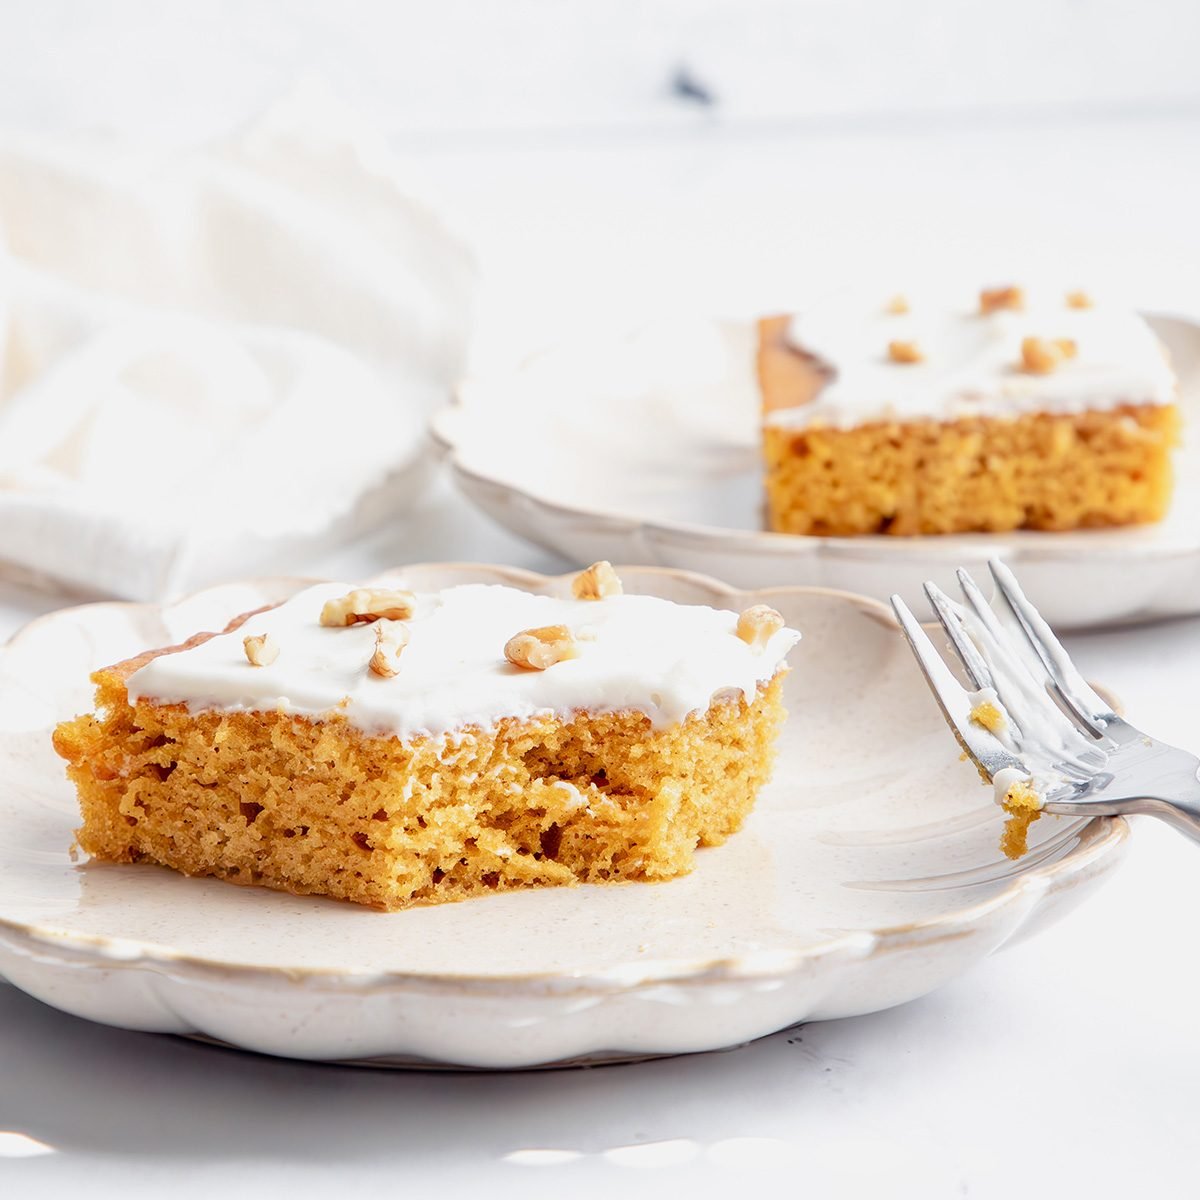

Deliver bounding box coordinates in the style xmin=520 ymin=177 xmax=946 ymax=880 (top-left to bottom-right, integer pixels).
xmin=0 ymin=91 xmax=476 ymax=601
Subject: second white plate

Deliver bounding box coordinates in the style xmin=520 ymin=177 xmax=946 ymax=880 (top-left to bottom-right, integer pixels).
xmin=434 ymin=314 xmax=1200 ymax=629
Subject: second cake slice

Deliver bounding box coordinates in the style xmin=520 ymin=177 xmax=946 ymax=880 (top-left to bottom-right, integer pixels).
xmin=759 ymin=286 xmax=1180 ymax=536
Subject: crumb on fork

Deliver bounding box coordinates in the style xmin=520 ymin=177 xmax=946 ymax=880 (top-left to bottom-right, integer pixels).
xmin=999 ymin=777 xmax=1043 ymax=859
xmin=969 ymin=700 xmax=1006 ymax=734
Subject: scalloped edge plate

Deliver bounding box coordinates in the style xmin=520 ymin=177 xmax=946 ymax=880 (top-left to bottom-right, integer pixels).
xmin=0 ymin=564 xmax=1126 ymax=1068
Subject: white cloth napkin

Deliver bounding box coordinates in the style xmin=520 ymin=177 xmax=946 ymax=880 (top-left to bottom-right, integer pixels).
xmin=0 ymin=91 xmax=475 ymax=601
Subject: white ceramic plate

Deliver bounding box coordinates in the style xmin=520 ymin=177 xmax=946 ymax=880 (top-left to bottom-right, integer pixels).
xmin=0 ymin=565 xmax=1126 ymax=1069
xmin=433 ymin=315 xmax=1200 ymax=630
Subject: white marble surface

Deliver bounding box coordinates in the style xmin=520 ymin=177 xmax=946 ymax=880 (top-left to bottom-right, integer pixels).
xmin=3 ymin=111 xmax=1200 ymax=1198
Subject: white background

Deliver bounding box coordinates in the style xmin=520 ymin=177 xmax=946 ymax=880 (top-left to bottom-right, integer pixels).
xmin=2 ymin=3 xmax=1200 ymax=1197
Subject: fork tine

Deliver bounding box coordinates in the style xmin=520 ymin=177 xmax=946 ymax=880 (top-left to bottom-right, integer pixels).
xmin=955 ymin=571 xmax=1113 ymax=777
xmin=955 ymin=564 xmax=1104 ymax=741
xmin=987 ymin=559 xmax=1115 ymax=732
xmin=890 ymin=594 xmax=1025 ymax=783
xmin=954 ymin=565 xmax=1107 ymax=756
xmin=954 ymin=566 xmax=1011 ymax=648
xmin=924 ymin=582 xmax=996 ymax=693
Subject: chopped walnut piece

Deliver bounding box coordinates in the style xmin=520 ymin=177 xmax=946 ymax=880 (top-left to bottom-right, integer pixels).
xmin=368 ymin=622 xmax=409 ymax=678
xmin=504 ymin=624 xmax=579 ymax=671
xmin=1065 ymin=290 xmax=1093 ymax=309
xmin=243 ymin=633 xmax=279 ymax=667
xmin=572 ymin=560 xmax=623 ymax=600
xmin=979 ymin=285 xmax=1025 ymax=314
xmin=888 ymin=339 xmax=924 ymax=364
xmin=1021 ymin=336 xmax=1078 ymax=374
xmin=736 ymin=604 xmax=785 ymax=650
xmin=885 ymin=294 xmax=910 ymax=315
xmin=320 ymin=587 xmax=416 ymax=627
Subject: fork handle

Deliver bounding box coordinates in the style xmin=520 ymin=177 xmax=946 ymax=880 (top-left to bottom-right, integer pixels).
xmin=1052 ymin=795 xmax=1200 ymax=844
xmin=1131 ymin=796 xmax=1200 ymax=844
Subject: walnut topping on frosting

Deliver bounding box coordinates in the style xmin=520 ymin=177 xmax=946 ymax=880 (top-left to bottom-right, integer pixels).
xmin=368 ymin=622 xmax=409 ymax=678
xmin=320 ymin=588 xmax=416 ymax=627
xmin=887 ymin=339 xmax=924 ymax=364
xmin=736 ymin=605 xmax=785 ymax=650
xmin=504 ymin=624 xmax=579 ymax=671
xmin=979 ymin=285 xmax=1025 ymax=314
xmin=572 ymin=560 xmax=623 ymax=600
xmin=243 ymin=633 xmax=278 ymax=667
xmin=1066 ymin=290 xmax=1093 ymax=309
xmin=1021 ymin=336 xmax=1078 ymax=374
xmin=885 ymin=294 xmax=910 ymax=315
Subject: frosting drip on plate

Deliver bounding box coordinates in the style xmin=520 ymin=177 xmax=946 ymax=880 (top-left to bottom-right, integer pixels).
xmin=126 ymin=582 xmax=801 ymax=739
xmin=768 ymin=288 xmax=1176 ymax=429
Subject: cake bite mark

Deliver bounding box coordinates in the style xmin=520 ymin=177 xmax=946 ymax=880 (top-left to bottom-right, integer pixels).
xmin=369 ymin=622 xmax=410 ymax=679
xmin=885 ymin=294 xmax=910 ymax=315
xmin=243 ymin=633 xmax=279 ymax=667
xmin=572 ymin=561 xmax=623 ymax=600
xmin=504 ymin=624 xmax=580 ymax=671
xmin=1021 ymin=336 xmax=1078 ymax=375
xmin=888 ymin=339 xmax=924 ymax=365
xmin=736 ymin=605 xmax=785 ymax=650
xmin=1066 ymin=290 xmax=1093 ymax=310
xmin=320 ymin=587 xmax=416 ymax=627
xmin=979 ymin=285 xmax=1025 ymax=314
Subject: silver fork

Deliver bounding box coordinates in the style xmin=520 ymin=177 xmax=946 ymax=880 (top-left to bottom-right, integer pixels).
xmin=890 ymin=559 xmax=1200 ymax=843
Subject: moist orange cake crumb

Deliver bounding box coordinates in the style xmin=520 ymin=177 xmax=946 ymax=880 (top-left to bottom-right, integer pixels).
xmin=999 ymin=777 xmax=1044 ymax=860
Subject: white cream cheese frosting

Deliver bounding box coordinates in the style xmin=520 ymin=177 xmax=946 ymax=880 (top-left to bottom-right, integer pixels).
xmin=126 ymin=582 xmax=801 ymax=739
xmin=768 ymin=288 xmax=1176 ymax=430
